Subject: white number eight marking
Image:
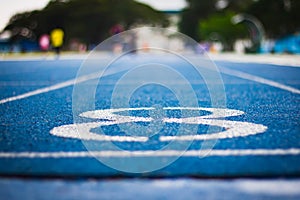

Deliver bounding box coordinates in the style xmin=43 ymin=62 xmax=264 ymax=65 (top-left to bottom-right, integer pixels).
xmin=50 ymin=107 xmax=267 ymax=142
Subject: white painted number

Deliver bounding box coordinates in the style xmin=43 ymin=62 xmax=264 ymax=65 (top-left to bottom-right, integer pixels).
xmin=50 ymin=107 xmax=267 ymax=142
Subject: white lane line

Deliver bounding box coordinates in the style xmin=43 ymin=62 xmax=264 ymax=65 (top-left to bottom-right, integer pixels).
xmin=1 ymin=63 xmax=299 ymax=105
xmin=0 ymin=69 xmax=115 ymax=104
xmin=0 ymin=148 xmax=299 ymax=158
xmin=220 ymin=67 xmax=300 ymax=94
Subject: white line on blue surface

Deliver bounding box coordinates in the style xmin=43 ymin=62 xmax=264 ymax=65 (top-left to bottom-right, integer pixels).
xmin=0 ymin=72 xmax=99 ymax=104
xmin=0 ymin=66 xmax=299 ymax=105
xmin=220 ymin=67 xmax=300 ymax=94
xmin=0 ymin=148 xmax=299 ymax=158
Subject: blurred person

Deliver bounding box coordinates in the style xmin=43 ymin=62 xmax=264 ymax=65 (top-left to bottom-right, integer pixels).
xmin=124 ymin=32 xmax=137 ymax=54
xmin=110 ymin=24 xmax=124 ymax=35
xmin=50 ymin=28 xmax=64 ymax=56
xmin=110 ymin=24 xmax=124 ymax=54
xmin=39 ymin=34 xmax=50 ymax=51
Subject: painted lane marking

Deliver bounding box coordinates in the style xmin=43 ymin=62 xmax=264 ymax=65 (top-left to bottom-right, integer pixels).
xmin=0 ymin=148 xmax=299 ymax=158
xmin=0 ymin=73 xmax=99 ymax=104
xmin=1 ymin=63 xmax=299 ymax=105
xmin=160 ymin=119 xmax=266 ymax=141
xmin=220 ymin=67 xmax=300 ymax=94
xmin=51 ymin=122 xmax=148 ymax=142
xmin=0 ymin=65 xmax=128 ymax=104
xmin=80 ymin=107 xmax=245 ymax=120
xmin=50 ymin=107 xmax=267 ymax=142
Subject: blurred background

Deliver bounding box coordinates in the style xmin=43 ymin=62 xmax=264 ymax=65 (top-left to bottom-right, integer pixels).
xmin=0 ymin=0 xmax=299 ymax=54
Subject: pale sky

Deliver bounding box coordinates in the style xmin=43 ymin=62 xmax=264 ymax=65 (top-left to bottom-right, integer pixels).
xmin=0 ymin=0 xmax=186 ymax=31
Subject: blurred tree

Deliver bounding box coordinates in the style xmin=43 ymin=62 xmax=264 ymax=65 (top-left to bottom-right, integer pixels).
xmin=179 ymin=0 xmax=216 ymax=41
xmin=180 ymin=0 xmax=299 ymax=42
xmin=246 ymin=0 xmax=300 ymax=38
xmin=199 ymin=12 xmax=247 ymax=50
xmin=179 ymin=0 xmax=253 ymax=41
xmin=3 ymin=0 xmax=168 ymax=47
xmin=225 ymin=0 xmax=254 ymax=12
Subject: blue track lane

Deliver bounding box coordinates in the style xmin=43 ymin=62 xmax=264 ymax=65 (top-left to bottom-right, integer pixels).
xmin=0 ymin=57 xmax=299 ymax=178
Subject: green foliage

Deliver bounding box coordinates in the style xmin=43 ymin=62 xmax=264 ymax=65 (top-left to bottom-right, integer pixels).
xmin=199 ymin=12 xmax=247 ymax=50
xmin=180 ymin=0 xmax=300 ymax=43
xmin=179 ymin=1 xmax=216 ymax=41
xmin=4 ymin=0 xmax=168 ymax=46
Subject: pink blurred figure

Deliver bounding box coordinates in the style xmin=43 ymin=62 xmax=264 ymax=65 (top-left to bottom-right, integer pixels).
xmin=39 ymin=34 xmax=50 ymax=51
